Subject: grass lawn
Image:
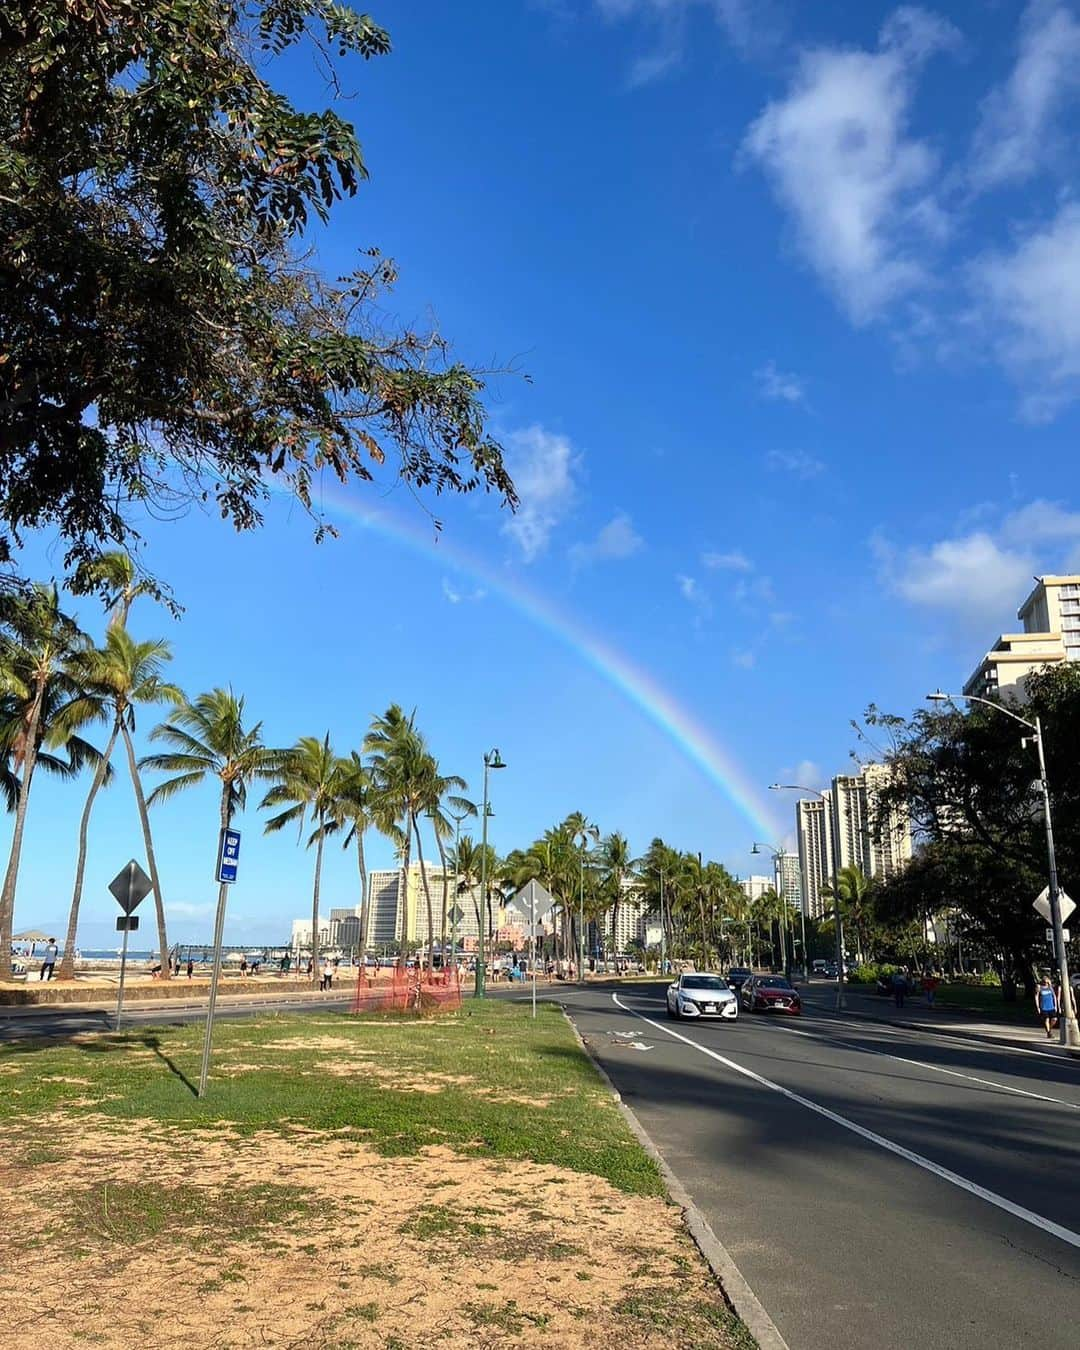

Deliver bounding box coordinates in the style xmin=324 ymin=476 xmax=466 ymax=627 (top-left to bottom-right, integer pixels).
xmin=0 ymin=1000 xmax=754 ymax=1350
xmin=935 ymin=984 xmax=1035 ymax=1024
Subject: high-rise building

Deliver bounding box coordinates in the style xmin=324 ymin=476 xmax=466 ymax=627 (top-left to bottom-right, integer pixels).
xmin=775 ymin=852 xmax=803 ymax=912
xmin=741 ymin=874 xmax=773 ymax=902
xmin=796 ymin=795 xmax=833 ymax=919
xmin=366 ymin=863 xmax=486 ymax=949
xmin=965 ymin=575 xmax=1080 ymax=700
xmin=830 ymin=765 xmax=911 ymax=882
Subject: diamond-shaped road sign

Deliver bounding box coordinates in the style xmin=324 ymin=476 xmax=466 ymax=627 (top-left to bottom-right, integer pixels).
xmin=109 ymin=860 xmax=153 ymax=915
xmin=448 ymin=903 xmax=465 ymax=925
xmin=1033 ymin=886 xmax=1076 ymax=925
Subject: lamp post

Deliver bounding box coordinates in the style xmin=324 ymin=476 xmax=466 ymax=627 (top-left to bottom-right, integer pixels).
xmin=574 ymin=823 xmax=600 ymax=984
xmin=446 ymin=804 xmax=473 ymax=973
xmin=927 ymin=691 xmax=1079 ymax=1049
xmin=771 ymin=784 xmax=845 ymax=1010
xmin=659 ymin=866 xmax=667 ymax=975
xmin=476 ymin=749 xmax=505 ymax=999
xmin=751 ymin=842 xmax=805 ymax=980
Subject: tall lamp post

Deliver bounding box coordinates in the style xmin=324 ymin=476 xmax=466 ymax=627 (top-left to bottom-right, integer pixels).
xmin=770 ymin=784 xmax=845 ymax=1010
xmin=751 ymin=843 xmax=805 ymax=980
xmin=476 ymin=748 xmax=506 ymax=999
xmin=927 ymin=691 xmax=1079 ymax=1049
xmin=574 ymin=823 xmax=600 ymax=984
xmin=446 ymin=804 xmax=473 ymax=972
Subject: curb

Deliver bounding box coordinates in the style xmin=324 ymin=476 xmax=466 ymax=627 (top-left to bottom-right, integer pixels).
xmin=561 ymin=1008 xmax=789 ymax=1350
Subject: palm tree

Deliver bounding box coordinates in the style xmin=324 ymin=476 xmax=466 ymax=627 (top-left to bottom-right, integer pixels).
xmin=448 ymin=835 xmax=484 ymax=941
xmin=596 ymin=831 xmax=636 ymax=960
xmin=71 ymin=551 xmax=155 ymax=629
xmin=418 ymin=761 xmax=473 ymax=967
xmin=57 ymin=630 xmax=181 ymax=979
xmin=0 ymin=585 xmax=96 ymax=979
xmin=364 ymin=705 xmax=435 ymax=969
xmin=821 ymin=866 xmax=872 ymax=964
xmin=262 ymin=735 xmax=345 ymax=984
xmin=140 ymin=689 xmax=284 ymax=963
xmin=333 ymin=752 xmax=372 ymax=959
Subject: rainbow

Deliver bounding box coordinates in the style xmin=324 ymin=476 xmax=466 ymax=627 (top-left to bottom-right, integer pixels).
xmin=294 ymin=482 xmax=785 ymax=842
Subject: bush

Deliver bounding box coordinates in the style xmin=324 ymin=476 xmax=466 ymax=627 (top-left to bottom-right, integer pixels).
xmin=848 ymin=962 xmax=900 ymax=985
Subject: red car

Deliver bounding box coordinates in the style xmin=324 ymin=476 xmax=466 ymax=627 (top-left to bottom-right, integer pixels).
xmin=740 ymin=975 xmax=802 ymax=1015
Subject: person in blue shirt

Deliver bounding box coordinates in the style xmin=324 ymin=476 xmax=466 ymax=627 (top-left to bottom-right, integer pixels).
xmin=1036 ymin=973 xmax=1059 ymax=1038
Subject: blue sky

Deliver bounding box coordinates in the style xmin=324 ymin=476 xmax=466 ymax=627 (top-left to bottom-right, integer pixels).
xmin=14 ymin=0 xmax=1080 ymax=947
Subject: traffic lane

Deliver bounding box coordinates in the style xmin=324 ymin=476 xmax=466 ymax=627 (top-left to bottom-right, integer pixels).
xmin=781 ymin=1007 xmax=1080 ymax=1107
xmin=0 ymin=995 xmax=354 ymax=1041
xmin=612 ymin=985 xmax=1080 ymax=1244
xmin=567 ymin=986 xmax=1080 ymax=1350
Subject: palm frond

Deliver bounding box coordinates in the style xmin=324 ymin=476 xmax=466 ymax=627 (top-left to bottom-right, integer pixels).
xmin=145 ymin=771 xmax=206 ymax=808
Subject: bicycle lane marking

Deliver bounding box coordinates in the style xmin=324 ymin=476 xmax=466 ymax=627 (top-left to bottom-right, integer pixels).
xmin=610 ymin=992 xmax=1080 ymax=1251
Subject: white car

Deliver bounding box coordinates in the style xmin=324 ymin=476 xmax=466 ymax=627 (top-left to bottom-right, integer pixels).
xmin=666 ymin=972 xmax=738 ymax=1021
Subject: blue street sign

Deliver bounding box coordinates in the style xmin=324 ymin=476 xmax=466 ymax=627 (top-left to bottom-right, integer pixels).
xmin=216 ymin=828 xmax=241 ymax=884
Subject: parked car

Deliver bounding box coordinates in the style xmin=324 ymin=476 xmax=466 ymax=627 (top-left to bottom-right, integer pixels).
xmin=726 ymin=967 xmax=753 ymax=990
xmin=740 ymin=975 xmax=802 ymax=1015
xmin=667 ymin=972 xmax=739 ymax=1021
xmin=811 ymin=959 xmax=829 ymax=975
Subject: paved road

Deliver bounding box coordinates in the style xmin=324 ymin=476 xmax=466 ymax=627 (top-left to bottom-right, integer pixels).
xmin=0 ymin=992 xmax=354 ymax=1041
xmin=549 ymin=980 xmax=1080 ymax=1350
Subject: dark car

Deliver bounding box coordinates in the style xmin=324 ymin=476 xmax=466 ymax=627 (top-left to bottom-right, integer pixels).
xmin=726 ymin=968 xmax=753 ymax=990
xmin=740 ymin=974 xmax=802 ymax=1015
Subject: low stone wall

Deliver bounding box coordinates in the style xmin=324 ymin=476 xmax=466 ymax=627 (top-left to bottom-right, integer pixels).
xmin=0 ymin=977 xmax=331 ymax=1006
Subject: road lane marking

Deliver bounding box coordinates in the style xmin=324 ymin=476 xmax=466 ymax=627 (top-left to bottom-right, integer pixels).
xmin=775 ymin=1023 xmax=1080 ymax=1110
xmin=798 ymin=1000 xmax=1068 ymax=1062
xmin=610 ymin=993 xmax=1080 ymax=1251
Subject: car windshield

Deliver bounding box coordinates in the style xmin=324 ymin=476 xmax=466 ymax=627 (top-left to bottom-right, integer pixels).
xmin=756 ymin=977 xmax=792 ymax=989
xmin=682 ymin=975 xmax=725 ymax=990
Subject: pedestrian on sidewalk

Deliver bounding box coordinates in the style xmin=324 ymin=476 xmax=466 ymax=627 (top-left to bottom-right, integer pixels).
xmin=320 ymin=958 xmax=333 ymax=991
xmin=1036 ymin=973 xmax=1058 ymax=1038
xmin=39 ymin=938 xmax=58 ymax=981
xmin=922 ymin=971 xmax=940 ymax=1008
xmin=890 ymin=968 xmax=908 ymax=1008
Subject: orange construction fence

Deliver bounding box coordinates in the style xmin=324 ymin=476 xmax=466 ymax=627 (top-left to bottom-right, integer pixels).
xmin=351 ymin=963 xmax=462 ymax=1016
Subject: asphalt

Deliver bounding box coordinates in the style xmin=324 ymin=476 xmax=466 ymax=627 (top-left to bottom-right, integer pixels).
xmin=7 ymin=979 xmax=1080 ymax=1348
xmin=542 ymin=980 xmax=1080 ymax=1350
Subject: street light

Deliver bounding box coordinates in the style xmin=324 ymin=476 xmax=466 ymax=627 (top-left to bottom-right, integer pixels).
xmin=476 ymin=749 xmax=505 ymax=999
xmin=770 ymin=784 xmax=846 ymax=1010
xmin=927 ymin=690 xmax=1079 ymax=1049
xmin=573 ymin=822 xmax=600 ymax=984
xmin=751 ymin=842 xmax=805 ymax=981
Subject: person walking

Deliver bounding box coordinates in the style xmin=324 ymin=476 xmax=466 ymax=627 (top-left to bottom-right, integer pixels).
xmin=320 ymin=958 xmax=333 ymax=992
xmin=922 ymin=971 xmax=940 ymax=1008
xmin=890 ymin=967 xmax=907 ymax=1008
xmin=1036 ymin=973 xmax=1059 ymax=1038
xmin=39 ymin=937 xmax=59 ymax=981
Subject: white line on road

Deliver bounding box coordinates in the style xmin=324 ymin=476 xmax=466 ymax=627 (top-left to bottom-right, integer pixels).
xmin=610 ymin=993 xmax=1080 ymax=1251
xmin=777 ymin=1023 xmax=1080 ymax=1111
xmin=798 ymin=1001 xmax=1068 ymax=1063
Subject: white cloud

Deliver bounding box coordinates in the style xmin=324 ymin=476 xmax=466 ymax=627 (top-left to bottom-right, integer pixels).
xmin=969 ymin=1 xmax=1080 ymax=192
xmin=441 ymin=577 xmax=486 ymax=605
xmin=594 ymin=0 xmax=780 ymax=75
xmin=778 ymin=759 xmax=826 ymax=792
xmin=501 ymin=425 xmax=579 ymax=562
xmin=743 ymin=8 xmax=958 ymax=324
xmin=875 ymin=498 xmax=1080 ymax=626
xmin=734 ymin=574 xmax=777 ymax=608
xmin=677 ymin=573 xmax=700 ymax=601
xmin=755 ymin=360 xmax=807 ymax=405
xmin=569 ymin=511 xmax=644 ymax=564
xmin=702 ymin=549 xmax=753 ymax=571
xmin=969 ymin=204 xmax=1080 ymax=422
xmin=765 ymin=449 xmax=825 ymax=479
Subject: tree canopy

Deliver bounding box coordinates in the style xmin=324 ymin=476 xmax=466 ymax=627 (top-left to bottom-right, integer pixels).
xmin=0 ymin=1 xmax=516 ymax=579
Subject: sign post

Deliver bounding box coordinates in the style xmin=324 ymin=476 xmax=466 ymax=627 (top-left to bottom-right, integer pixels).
xmin=108 ymin=860 xmax=152 ymax=1030
xmin=198 ymin=828 xmax=241 ymax=1098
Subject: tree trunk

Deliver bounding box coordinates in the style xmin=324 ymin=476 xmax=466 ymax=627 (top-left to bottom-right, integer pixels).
xmin=120 ymin=719 xmax=170 ymax=979
xmin=311 ymin=814 xmax=326 ymax=986
xmin=0 ymin=675 xmax=45 ymax=981
xmin=412 ymin=816 xmax=436 ymax=973
xmin=355 ymin=829 xmax=370 ymax=962
xmin=436 ymin=830 xmax=450 ymax=969
xmin=698 ymin=892 xmax=709 ymax=966
xmin=610 ymin=896 xmax=620 ymax=959
xmin=58 ymin=718 xmax=120 ymax=980
xmin=397 ymin=826 xmax=412 ymax=969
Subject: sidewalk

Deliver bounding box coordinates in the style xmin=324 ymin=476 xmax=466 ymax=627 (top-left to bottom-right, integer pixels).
xmin=800 ymin=982 xmax=1080 ymax=1058
xmin=0 ymin=984 xmax=350 ymax=1020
